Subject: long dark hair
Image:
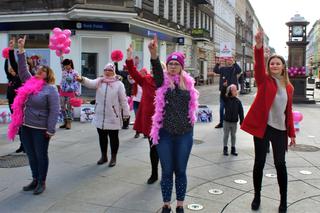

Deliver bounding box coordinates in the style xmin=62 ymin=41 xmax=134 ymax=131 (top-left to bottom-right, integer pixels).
xmin=62 ymin=59 xmax=74 ymax=69
xmin=266 ymin=54 xmax=291 ymax=86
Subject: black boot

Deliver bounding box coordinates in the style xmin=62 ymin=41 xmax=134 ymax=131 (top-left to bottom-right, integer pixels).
xmin=109 ymin=154 xmax=117 ymax=167
xmin=161 ymin=205 xmax=171 ymax=213
xmin=147 ymin=140 xmax=159 ymax=184
xmin=97 ymin=154 xmax=108 ymax=165
xmin=176 ymin=206 xmax=184 ymax=213
xmin=15 ymin=143 xmax=25 ymax=153
xmin=279 ymin=199 xmax=287 ymax=213
xmin=33 ymin=181 xmax=46 ymax=195
xmin=231 ymin=146 xmax=238 ymax=156
xmin=276 ymin=164 xmax=288 ymax=213
xmin=251 ymin=193 xmax=261 ymax=210
xmin=23 ymin=179 xmax=38 ymax=191
xmin=223 ymin=146 xmax=228 ymax=156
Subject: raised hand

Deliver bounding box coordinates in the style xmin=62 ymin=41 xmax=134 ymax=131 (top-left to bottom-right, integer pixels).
xmin=127 ymin=44 xmax=133 ymax=60
xmin=17 ymin=35 xmax=26 ymax=53
xmin=148 ymin=33 xmax=158 ymax=59
xmin=255 ymin=29 xmax=264 ymax=49
xmin=9 ymin=37 xmax=15 ymax=49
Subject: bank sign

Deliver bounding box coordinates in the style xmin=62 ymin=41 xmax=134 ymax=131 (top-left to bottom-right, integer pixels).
xmin=219 ymin=42 xmax=232 ymax=58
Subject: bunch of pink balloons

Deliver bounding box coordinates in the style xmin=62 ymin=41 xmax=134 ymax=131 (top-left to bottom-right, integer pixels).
xmin=49 ymin=27 xmax=72 ymax=57
xmin=293 ymin=111 xmax=303 ymax=131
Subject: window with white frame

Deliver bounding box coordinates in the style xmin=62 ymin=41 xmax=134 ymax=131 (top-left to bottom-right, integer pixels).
xmin=172 ymin=0 xmax=177 ymax=23
xmin=202 ymin=13 xmax=205 ymax=28
xmin=180 ymin=0 xmax=184 ymax=26
xmin=135 ymin=0 xmax=142 ymax=8
xmin=154 ymin=0 xmax=159 ymax=15
xmin=186 ymin=2 xmax=190 ymax=28
xmin=164 ymin=0 xmax=169 ymax=19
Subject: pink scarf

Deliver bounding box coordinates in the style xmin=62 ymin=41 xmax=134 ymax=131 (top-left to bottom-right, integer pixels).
xmin=150 ymin=71 xmax=199 ymax=145
xmin=8 ymin=77 xmax=45 ymax=141
xmin=96 ymin=76 xmax=118 ymax=88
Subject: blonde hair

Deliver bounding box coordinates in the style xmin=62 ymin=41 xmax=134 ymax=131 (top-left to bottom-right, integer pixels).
xmin=168 ymin=68 xmax=187 ymax=90
xmin=266 ymin=55 xmax=291 ymax=87
xmin=39 ymin=66 xmax=56 ymax=85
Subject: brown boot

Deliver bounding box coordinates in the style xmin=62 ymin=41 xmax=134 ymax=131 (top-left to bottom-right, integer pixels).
xmin=109 ymin=154 xmax=117 ymax=167
xmin=59 ymin=119 xmax=67 ymax=128
xmin=65 ymin=120 xmax=71 ymax=130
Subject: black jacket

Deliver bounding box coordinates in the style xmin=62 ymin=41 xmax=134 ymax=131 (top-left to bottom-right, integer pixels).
xmin=220 ymin=85 xmax=244 ymax=124
xmin=114 ymin=62 xmax=132 ymax=96
xmin=4 ymin=49 xmax=22 ymax=100
xmin=214 ymin=63 xmax=241 ymax=91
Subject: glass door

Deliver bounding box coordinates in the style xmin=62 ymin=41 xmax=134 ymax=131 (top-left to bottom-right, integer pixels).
xmin=81 ymin=52 xmax=97 ymax=97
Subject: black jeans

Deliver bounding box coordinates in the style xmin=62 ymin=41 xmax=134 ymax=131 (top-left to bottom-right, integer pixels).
xmin=253 ymin=125 xmax=287 ymax=200
xmin=21 ymin=126 xmax=50 ymax=182
xmin=97 ymin=129 xmax=119 ymax=156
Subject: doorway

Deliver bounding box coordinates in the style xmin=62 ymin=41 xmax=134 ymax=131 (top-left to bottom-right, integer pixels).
xmin=81 ymin=52 xmax=97 ymax=97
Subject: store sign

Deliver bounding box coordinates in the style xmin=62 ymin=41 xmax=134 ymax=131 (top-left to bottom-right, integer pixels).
xmin=177 ymin=37 xmax=185 ymax=45
xmin=219 ymin=42 xmax=232 ymax=58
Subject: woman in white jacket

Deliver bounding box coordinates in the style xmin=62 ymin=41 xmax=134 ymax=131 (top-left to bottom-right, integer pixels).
xmin=78 ymin=63 xmax=130 ymax=167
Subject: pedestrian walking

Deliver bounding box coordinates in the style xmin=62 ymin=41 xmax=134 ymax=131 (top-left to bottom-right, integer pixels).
xmin=3 ymin=38 xmax=24 ymax=153
xmin=149 ymin=35 xmax=199 ymax=213
xmin=8 ymin=36 xmax=60 ymax=195
xmin=77 ymin=62 xmax=130 ymax=167
xmin=213 ymin=57 xmax=241 ymax=128
xmin=241 ymin=30 xmax=296 ymax=213
xmin=125 ymin=45 xmax=160 ymax=184
xmin=59 ymin=58 xmax=80 ymax=130
xmin=221 ymin=82 xmax=244 ymax=156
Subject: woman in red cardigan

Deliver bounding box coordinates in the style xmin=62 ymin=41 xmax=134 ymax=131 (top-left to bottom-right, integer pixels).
xmin=241 ymin=30 xmax=296 ymax=213
xmin=125 ymin=44 xmax=163 ymax=185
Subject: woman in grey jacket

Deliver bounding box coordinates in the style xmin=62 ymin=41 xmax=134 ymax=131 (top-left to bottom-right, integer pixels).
xmin=77 ymin=63 xmax=129 ymax=167
xmin=9 ymin=36 xmax=60 ymax=195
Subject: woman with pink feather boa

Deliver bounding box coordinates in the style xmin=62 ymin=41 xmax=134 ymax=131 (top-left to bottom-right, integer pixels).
xmin=148 ymin=35 xmax=199 ymax=213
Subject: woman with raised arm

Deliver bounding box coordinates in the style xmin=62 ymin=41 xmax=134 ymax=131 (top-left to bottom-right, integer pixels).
xmin=8 ymin=36 xmax=60 ymax=195
xmin=148 ymin=35 xmax=199 ymax=213
xmin=77 ymin=62 xmax=129 ymax=167
xmin=125 ymin=44 xmax=160 ymax=184
xmin=241 ymin=30 xmax=296 ymax=213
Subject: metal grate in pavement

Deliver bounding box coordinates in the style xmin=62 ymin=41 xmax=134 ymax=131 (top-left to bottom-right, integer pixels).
xmin=289 ymin=144 xmax=320 ymax=152
xmin=194 ymin=139 xmax=204 ymax=145
xmin=0 ymin=154 xmax=29 ymax=168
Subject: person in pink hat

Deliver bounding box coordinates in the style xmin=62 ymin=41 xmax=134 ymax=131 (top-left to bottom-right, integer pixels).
xmin=149 ymin=35 xmax=199 ymax=213
xmin=77 ymin=62 xmax=130 ymax=167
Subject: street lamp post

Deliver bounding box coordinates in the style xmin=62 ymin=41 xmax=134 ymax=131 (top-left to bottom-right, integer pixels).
xmin=241 ymin=41 xmax=246 ymax=93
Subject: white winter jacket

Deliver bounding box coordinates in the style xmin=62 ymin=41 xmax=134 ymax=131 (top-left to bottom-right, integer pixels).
xmin=81 ymin=76 xmax=130 ymax=130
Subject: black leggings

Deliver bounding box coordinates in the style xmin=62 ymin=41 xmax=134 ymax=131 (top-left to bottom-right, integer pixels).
xmin=253 ymin=125 xmax=287 ymax=199
xmin=97 ymin=129 xmax=119 ymax=155
xmin=148 ymin=137 xmax=159 ymax=176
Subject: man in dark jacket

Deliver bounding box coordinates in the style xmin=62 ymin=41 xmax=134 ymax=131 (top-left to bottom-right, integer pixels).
xmin=213 ymin=57 xmax=241 ymax=128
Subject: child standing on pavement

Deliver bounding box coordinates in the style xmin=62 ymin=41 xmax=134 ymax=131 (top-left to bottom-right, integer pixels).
xmin=221 ymin=82 xmax=244 ymax=156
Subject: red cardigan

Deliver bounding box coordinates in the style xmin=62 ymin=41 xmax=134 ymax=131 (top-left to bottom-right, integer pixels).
xmin=126 ymin=59 xmax=156 ymax=136
xmin=241 ymin=47 xmax=296 ymax=139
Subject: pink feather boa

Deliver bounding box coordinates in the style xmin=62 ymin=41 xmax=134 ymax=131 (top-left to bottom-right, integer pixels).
xmin=150 ymin=71 xmax=199 ymax=145
xmin=8 ymin=77 xmax=45 ymax=141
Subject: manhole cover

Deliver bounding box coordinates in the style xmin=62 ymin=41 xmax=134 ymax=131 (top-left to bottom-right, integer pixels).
xmin=234 ymin=179 xmax=247 ymax=184
xmin=265 ymin=173 xmax=277 ymax=178
xmin=299 ymin=170 xmax=312 ymax=175
xmin=187 ymin=203 xmax=203 ymax=211
xmin=209 ymin=189 xmax=223 ymax=195
xmin=194 ymin=139 xmax=204 ymax=145
xmin=0 ymin=154 xmax=29 ymax=168
xmin=289 ymin=144 xmax=320 ymax=152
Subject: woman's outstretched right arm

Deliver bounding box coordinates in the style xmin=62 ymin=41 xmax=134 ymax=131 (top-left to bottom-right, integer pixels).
xmin=17 ymin=36 xmax=31 ymax=82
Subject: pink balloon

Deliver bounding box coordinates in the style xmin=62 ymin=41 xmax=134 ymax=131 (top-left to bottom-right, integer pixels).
xmin=48 ymin=43 xmax=57 ymax=50
xmin=55 ymin=50 xmax=62 ymax=57
xmin=53 ymin=27 xmax=62 ymax=35
xmin=57 ymin=34 xmax=67 ymax=43
xmin=63 ymin=38 xmax=71 ymax=48
xmin=293 ymin=111 xmax=303 ymax=123
xmin=63 ymin=29 xmax=72 ymax=37
xmin=62 ymin=47 xmax=70 ymax=54
xmin=50 ymin=36 xmax=58 ymax=44
xmin=56 ymin=43 xmax=64 ymax=50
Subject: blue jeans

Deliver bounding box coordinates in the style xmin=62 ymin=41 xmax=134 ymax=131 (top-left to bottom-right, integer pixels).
xmin=219 ymin=97 xmax=225 ymax=124
xmin=156 ymin=128 xmax=193 ymax=202
xmin=21 ymin=126 xmax=50 ymax=182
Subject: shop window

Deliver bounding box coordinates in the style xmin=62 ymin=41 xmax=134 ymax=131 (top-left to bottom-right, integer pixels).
xmin=132 ymin=36 xmax=144 ymax=70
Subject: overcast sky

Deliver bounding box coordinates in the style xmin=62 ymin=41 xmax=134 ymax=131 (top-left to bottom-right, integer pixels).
xmin=249 ymin=0 xmax=319 ymax=59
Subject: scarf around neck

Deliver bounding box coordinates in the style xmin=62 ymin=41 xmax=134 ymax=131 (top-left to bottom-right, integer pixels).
xmin=8 ymin=77 xmax=45 ymax=141
xmin=150 ymin=71 xmax=199 ymax=145
xmin=97 ymin=76 xmax=118 ymax=88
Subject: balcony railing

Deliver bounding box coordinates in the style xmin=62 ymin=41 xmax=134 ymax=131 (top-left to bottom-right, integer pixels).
xmin=191 ymin=28 xmax=211 ymax=40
